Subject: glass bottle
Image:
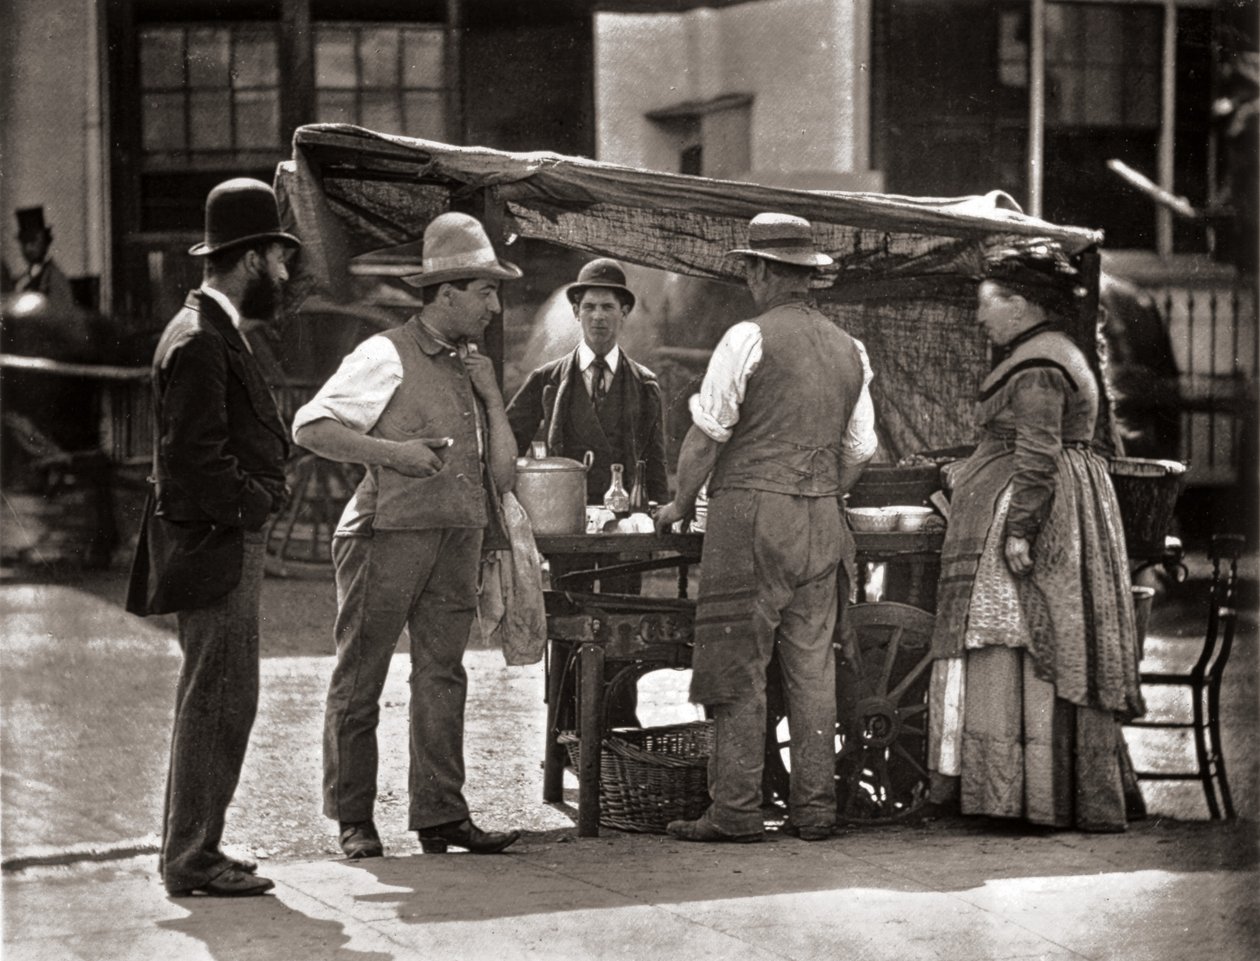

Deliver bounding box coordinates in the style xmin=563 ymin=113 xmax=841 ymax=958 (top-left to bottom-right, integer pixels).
xmin=603 ymin=463 xmax=630 ymax=516
xmin=690 ymin=479 xmax=709 ymax=533
xmin=629 ymin=459 xmax=647 ymax=513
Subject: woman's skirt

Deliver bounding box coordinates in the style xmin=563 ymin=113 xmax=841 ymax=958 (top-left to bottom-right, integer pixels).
xmin=929 ymin=449 xmax=1145 ymax=830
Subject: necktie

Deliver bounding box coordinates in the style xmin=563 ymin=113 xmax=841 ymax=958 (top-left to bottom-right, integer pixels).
xmin=591 ymin=357 xmax=610 ymax=407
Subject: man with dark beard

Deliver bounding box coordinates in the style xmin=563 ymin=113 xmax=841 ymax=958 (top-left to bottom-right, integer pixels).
xmin=126 ymin=178 xmax=300 ymax=898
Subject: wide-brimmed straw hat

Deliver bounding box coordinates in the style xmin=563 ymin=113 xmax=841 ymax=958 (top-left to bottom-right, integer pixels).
xmin=565 ymin=258 xmax=636 ymax=311
xmin=726 ymin=212 xmax=833 ymax=268
xmin=189 ymin=178 xmax=302 ymax=256
xmin=402 ymin=212 xmax=523 ymax=287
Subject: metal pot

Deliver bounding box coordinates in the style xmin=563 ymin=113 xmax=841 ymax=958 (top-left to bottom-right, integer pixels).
xmin=513 ymin=450 xmax=594 ymax=535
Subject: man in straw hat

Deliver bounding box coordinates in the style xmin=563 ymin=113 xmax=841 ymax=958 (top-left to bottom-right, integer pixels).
xmin=655 ymin=212 xmax=878 ymax=843
xmin=126 ymin=177 xmax=301 ymax=897
xmin=293 ymin=211 xmax=523 ymax=859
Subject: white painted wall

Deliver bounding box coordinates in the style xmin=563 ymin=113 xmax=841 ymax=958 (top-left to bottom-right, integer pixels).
xmin=594 ymin=0 xmax=874 ymax=185
xmin=1 ymin=0 xmax=104 ymax=291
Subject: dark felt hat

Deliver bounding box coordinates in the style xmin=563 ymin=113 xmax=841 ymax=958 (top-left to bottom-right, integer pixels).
xmin=189 ymin=178 xmax=302 ymax=256
xmin=15 ymin=207 xmax=49 ymax=239
xmin=565 ymin=258 xmax=636 ymax=311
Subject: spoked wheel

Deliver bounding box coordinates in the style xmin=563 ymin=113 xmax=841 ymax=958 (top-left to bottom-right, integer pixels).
xmin=264 ymin=452 xmax=363 ymax=578
xmin=763 ymin=602 xmax=937 ymax=823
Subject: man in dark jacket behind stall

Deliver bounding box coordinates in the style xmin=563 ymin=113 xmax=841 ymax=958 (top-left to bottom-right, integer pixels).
xmin=506 ymin=257 xmax=669 ymax=590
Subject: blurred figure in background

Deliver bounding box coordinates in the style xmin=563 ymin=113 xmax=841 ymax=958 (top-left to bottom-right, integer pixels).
xmin=12 ymin=207 xmax=74 ymax=316
xmin=1098 ymin=271 xmax=1182 ymax=462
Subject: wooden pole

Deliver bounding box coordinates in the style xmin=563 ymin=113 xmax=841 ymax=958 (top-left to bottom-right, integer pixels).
xmin=1028 ymin=0 xmax=1046 ymax=219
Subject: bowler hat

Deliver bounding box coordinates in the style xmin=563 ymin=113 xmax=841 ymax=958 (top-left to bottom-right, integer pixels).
xmin=189 ymin=178 xmax=302 ymax=256
xmin=15 ymin=207 xmax=49 ymax=240
xmin=726 ymin=212 xmax=833 ymax=268
xmin=402 ymin=212 xmax=523 ymax=287
xmin=565 ymin=258 xmax=636 ymax=311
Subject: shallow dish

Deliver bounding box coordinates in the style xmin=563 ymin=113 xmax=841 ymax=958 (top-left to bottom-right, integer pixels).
xmin=891 ymin=506 xmax=936 ymax=532
xmin=845 ymin=507 xmax=899 ymax=532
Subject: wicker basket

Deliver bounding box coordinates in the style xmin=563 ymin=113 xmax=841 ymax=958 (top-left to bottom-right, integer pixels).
xmin=1108 ymin=457 xmax=1186 ymax=556
xmin=559 ymin=721 xmax=713 ymax=833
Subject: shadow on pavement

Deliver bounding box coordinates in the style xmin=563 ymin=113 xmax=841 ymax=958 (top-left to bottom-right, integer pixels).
xmin=158 ymin=895 xmax=393 ymax=961
xmin=285 ymin=817 xmax=1260 ymax=928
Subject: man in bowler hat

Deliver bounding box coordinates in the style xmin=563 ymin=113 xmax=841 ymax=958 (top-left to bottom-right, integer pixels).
xmin=506 ymin=257 xmax=669 ymax=724
xmin=126 ymin=178 xmax=300 ymax=897
xmin=293 ymin=212 xmax=523 ymax=860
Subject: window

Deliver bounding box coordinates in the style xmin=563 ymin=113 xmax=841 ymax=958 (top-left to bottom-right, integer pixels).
xmin=647 ymin=93 xmax=751 ymax=179
xmin=873 ymin=0 xmax=1217 ymax=254
xmin=139 ymin=24 xmax=281 ymax=167
xmin=315 ymin=24 xmax=447 ymax=138
xmin=1044 ymin=4 xmax=1160 ymax=129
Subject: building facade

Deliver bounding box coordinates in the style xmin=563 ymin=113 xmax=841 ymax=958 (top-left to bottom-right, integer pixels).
xmin=2 ymin=0 xmax=1253 ymax=490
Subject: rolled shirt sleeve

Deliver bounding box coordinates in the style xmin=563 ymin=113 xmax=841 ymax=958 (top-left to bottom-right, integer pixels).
xmin=291 ymin=336 xmax=403 ymax=439
xmin=840 ymin=339 xmax=878 ymax=470
xmin=689 ymin=321 xmax=763 ymax=442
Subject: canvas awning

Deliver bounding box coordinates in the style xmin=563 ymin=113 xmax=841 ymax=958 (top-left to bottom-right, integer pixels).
xmin=276 ymin=124 xmax=1109 ymax=457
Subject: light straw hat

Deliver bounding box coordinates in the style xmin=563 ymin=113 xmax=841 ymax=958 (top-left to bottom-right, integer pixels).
xmin=402 ymin=212 xmax=522 ymax=287
xmin=726 ymin=212 xmax=833 ymax=267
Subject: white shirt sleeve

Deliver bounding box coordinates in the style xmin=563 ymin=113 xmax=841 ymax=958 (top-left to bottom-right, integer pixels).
xmin=688 ymin=321 xmax=763 ymax=443
xmin=841 ymin=338 xmax=879 ymax=468
xmin=291 ymin=336 xmax=404 ymax=439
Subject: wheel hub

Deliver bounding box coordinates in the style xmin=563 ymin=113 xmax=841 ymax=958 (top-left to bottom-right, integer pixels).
xmin=852 ymin=696 xmax=902 ymax=749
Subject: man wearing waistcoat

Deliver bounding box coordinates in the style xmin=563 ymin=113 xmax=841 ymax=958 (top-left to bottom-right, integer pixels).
xmin=293 ymin=212 xmax=522 ymax=859
xmin=655 ymin=213 xmax=878 ymax=843
xmin=126 ymin=178 xmax=300 ymax=896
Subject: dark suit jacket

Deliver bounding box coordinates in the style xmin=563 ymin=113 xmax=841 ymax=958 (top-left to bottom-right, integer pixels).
xmin=126 ymin=290 xmax=288 ymax=616
xmin=506 ymin=347 xmax=669 ymax=504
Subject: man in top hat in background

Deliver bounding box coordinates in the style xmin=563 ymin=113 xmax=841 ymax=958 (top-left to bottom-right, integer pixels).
xmin=11 ymin=206 xmax=75 ymax=316
xmin=125 ymin=178 xmax=300 ymax=897
xmin=655 ymin=212 xmax=877 ymax=843
xmin=506 ymin=259 xmax=669 ymax=578
xmin=293 ymin=211 xmax=523 ymax=860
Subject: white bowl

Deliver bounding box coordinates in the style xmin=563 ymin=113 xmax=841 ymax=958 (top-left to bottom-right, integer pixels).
xmin=891 ymin=506 xmax=935 ymax=532
xmin=845 ymin=507 xmax=899 ymax=532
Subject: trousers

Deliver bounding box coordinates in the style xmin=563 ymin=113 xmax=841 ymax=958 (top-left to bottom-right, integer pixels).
xmin=160 ymin=532 xmax=264 ymax=892
xmin=703 ymin=491 xmax=842 ymax=835
xmin=323 ymin=527 xmax=482 ymax=831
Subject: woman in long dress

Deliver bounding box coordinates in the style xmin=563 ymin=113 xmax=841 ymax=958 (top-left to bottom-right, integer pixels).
xmin=928 ymin=243 xmax=1145 ymax=832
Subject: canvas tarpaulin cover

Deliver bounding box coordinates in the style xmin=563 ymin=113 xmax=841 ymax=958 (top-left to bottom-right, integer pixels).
xmin=276 ymin=124 xmax=1109 ymax=458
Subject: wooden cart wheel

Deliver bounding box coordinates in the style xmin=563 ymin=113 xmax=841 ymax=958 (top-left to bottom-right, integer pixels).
xmin=264 ymin=452 xmax=362 ymax=578
xmin=763 ymin=601 xmax=936 ymax=823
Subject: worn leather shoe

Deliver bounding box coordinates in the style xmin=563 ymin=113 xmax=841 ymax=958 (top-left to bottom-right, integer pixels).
xmin=168 ymin=868 xmax=274 ymax=898
xmin=780 ymin=822 xmax=834 ymax=841
xmin=666 ymin=817 xmax=765 ymax=843
xmin=417 ymin=818 xmax=520 ymax=854
xmin=339 ymin=820 xmax=384 ymax=860
xmin=226 ymin=856 xmax=258 ymax=874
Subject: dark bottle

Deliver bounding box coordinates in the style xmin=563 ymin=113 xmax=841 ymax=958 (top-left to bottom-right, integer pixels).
xmin=629 ymin=459 xmax=648 ymax=513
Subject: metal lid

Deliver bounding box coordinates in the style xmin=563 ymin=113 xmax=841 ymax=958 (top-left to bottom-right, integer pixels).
xmin=515 ymin=454 xmax=588 ymax=473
